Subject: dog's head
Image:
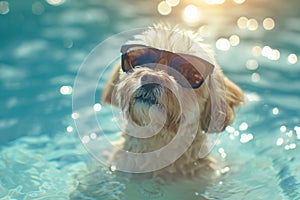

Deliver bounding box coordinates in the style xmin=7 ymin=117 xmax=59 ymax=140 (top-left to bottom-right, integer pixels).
xmin=100 ymin=25 xmax=244 ymax=174
xmin=103 ymin=25 xmax=243 ymax=137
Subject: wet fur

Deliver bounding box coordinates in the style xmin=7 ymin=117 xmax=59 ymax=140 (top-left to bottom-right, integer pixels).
xmin=101 ymin=24 xmax=244 ymax=179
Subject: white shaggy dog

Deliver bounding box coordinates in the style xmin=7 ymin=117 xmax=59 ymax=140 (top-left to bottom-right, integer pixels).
xmin=101 ymin=24 xmax=243 ymax=179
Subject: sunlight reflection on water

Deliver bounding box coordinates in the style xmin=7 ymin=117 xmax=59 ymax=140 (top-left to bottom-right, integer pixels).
xmin=1 ymin=0 xmax=300 ymax=199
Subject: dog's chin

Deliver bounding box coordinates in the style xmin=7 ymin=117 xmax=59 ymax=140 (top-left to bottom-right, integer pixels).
xmin=128 ymin=83 xmax=181 ymax=127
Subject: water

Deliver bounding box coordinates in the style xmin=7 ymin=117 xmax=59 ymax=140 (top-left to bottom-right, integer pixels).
xmin=1 ymin=0 xmax=300 ymax=199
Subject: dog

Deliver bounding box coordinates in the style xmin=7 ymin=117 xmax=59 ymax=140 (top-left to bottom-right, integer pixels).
xmin=101 ymin=24 xmax=243 ymax=180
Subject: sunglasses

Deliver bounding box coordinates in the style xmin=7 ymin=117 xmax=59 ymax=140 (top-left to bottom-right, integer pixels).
xmin=120 ymin=44 xmax=214 ymax=88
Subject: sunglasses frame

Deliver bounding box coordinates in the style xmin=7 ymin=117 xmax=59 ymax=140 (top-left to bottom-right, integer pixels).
xmin=120 ymin=44 xmax=215 ymax=89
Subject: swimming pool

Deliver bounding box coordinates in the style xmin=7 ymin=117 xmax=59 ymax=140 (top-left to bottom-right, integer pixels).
xmin=1 ymin=0 xmax=300 ymax=199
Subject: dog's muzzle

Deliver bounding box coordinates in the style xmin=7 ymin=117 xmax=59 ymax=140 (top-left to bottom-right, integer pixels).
xmin=133 ymin=74 xmax=163 ymax=105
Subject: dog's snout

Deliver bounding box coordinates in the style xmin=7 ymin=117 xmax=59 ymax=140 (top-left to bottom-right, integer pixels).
xmin=141 ymin=74 xmax=161 ymax=85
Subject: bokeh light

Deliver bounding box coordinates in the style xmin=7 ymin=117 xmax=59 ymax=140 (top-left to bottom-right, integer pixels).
xmin=290 ymin=143 xmax=297 ymax=149
xmin=285 ymin=143 xmax=297 ymax=150
xmin=251 ymin=73 xmax=260 ymax=82
xmin=166 ymin=0 xmax=180 ymax=7
xmin=288 ymin=53 xmax=298 ymax=64
xmin=237 ymin=17 xmax=248 ymax=29
xmin=240 ymin=133 xmax=254 ymax=143
xmin=276 ymin=138 xmax=284 ymax=146
xmin=93 ymin=103 xmax=102 ymax=112
xmin=246 ymin=93 xmax=260 ymax=102
xmin=218 ymin=148 xmax=226 ymax=158
xmin=183 ymin=4 xmax=201 ymax=24
xmin=262 ymin=46 xmax=280 ymax=60
xmin=90 ymin=132 xmax=97 ymax=139
xmin=60 ymin=85 xmax=73 ymax=95
xmin=280 ymin=125 xmax=287 ymax=132
xmin=247 ymin=18 xmax=258 ymax=31
xmin=66 ymin=126 xmax=73 ymax=133
xmin=262 ymin=46 xmax=272 ymax=57
xmin=226 ymin=126 xmax=235 ymax=133
xmin=272 ymin=107 xmax=279 ymax=115
xmin=233 ymin=0 xmax=246 ymax=4
xmin=220 ymin=166 xmax=230 ymax=174
xmin=216 ymin=38 xmax=230 ymax=51
xmin=82 ymin=135 xmax=90 ymax=144
xmin=263 ymin=17 xmax=275 ymax=30
xmin=71 ymin=112 xmax=79 ymax=119
xmin=229 ymin=35 xmax=240 ymax=46
xmin=158 ymin=1 xmax=172 ymax=15
xmin=246 ymin=59 xmax=259 ymax=70
xmin=269 ymin=49 xmax=280 ymax=60
xmin=0 ymin=1 xmax=9 ymax=15
xmin=46 ymin=0 xmax=65 ymax=6
xmin=239 ymin=122 xmax=248 ymax=131
xmin=252 ymin=46 xmax=262 ymax=57
xmin=110 ymin=165 xmax=117 ymax=172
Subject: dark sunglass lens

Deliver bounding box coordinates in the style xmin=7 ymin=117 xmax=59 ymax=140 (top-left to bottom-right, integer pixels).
xmin=169 ymin=56 xmax=205 ymax=88
xmin=189 ymin=73 xmax=204 ymax=88
xmin=122 ymin=47 xmax=161 ymax=71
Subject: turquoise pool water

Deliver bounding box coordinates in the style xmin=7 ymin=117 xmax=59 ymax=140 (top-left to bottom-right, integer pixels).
xmin=1 ymin=0 xmax=300 ymax=199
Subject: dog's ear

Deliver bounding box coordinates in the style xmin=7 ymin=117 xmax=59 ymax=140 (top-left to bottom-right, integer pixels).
xmin=101 ymin=63 xmax=121 ymax=106
xmin=201 ymin=74 xmax=243 ymax=133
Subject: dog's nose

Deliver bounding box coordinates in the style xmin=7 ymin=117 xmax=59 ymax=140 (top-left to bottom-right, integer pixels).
xmin=141 ymin=74 xmax=161 ymax=85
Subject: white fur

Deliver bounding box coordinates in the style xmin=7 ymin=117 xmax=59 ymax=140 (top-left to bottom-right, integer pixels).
xmin=102 ymin=24 xmax=244 ymax=179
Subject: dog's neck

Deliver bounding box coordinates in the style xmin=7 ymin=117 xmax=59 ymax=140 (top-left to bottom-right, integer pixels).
xmin=122 ymin=124 xmax=179 ymax=153
xmin=121 ymin=123 xmax=215 ymax=177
